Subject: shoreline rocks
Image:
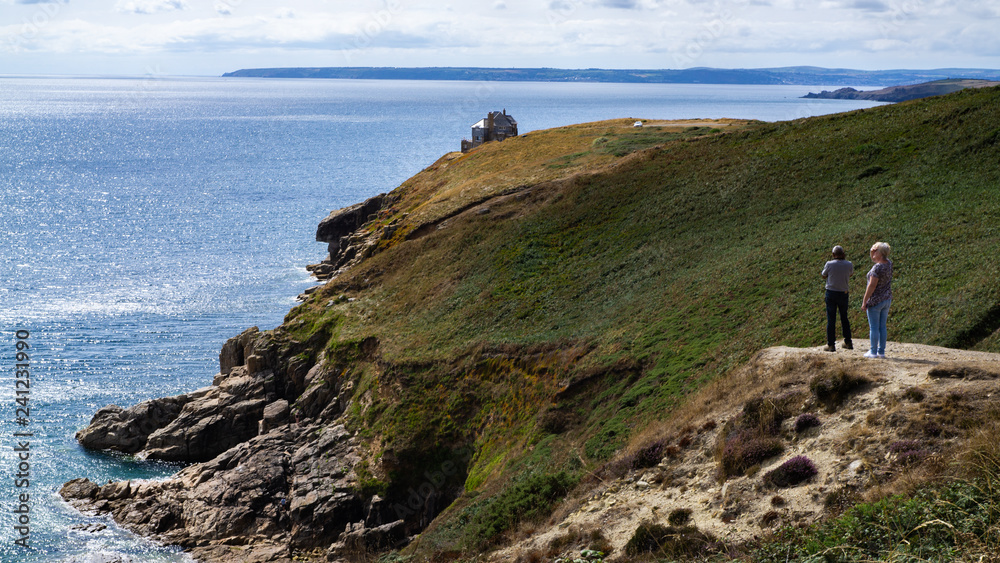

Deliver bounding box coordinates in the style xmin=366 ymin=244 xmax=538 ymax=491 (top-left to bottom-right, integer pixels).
xmin=64 ymin=318 xmax=423 ymax=562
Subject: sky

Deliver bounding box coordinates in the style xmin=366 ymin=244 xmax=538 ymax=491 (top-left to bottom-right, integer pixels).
xmin=1 ymin=0 xmax=999 ymax=77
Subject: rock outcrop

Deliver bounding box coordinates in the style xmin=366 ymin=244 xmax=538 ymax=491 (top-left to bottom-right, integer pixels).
xmin=61 ymin=423 xmax=388 ymax=561
xmin=74 ymin=326 xmax=293 ymax=463
xmin=64 ymin=325 xmax=414 ymax=560
xmin=307 ymin=192 xmax=400 ymax=280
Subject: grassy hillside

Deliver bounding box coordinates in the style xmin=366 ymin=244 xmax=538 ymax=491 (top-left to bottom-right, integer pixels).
xmin=278 ymin=86 xmax=1000 ymax=558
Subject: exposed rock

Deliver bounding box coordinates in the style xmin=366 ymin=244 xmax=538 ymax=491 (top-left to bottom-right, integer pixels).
xmin=329 ymin=520 xmax=407 ymax=559
xmin=313 ymin=193 xmax=398 ymax=275
xmin=74 ymin=395 xmax=192 ymax=454
xmin=316 ymin=194 xmax=387 ymax=247
xmin=260 ymin=399 xmax=291 ymax=434
xmin=66 ymin=321 xmax=395 ymax=560
xmin=77 ymin=327 xmax=287 ymax=463
xmin=60 ymin=477 xmax=100 ymax=501
xmin=219 ymin=326 xmax=261 ymax=377
xmin=62 ymin=424 xmax=367 ymax=554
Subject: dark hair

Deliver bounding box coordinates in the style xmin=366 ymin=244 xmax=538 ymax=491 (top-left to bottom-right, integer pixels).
xmin=832 ymin=245 xmax=846 ymax=260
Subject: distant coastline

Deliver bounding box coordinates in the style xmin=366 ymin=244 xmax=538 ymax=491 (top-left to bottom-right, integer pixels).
xmin=802 ymin=78 xmax=1000 ymax=102
xmin=221 ymin=66 xmax=1000 ymax=87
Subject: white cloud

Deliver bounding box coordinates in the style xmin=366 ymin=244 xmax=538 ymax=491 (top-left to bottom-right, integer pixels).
xmin=115 ymin=0 xmax=188 ymax=15
xmin=1 ymin=0 xmax=998 ymax=74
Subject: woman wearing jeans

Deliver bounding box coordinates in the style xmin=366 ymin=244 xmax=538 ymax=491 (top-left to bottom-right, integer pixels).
xmin=861 ymin=241 xmax=892 ymax=358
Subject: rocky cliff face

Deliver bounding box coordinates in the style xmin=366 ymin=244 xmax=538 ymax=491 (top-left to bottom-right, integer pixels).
xmin=307 ymin=193 xmax=399 ymax=281
xmin=63 ymin=326 xmax=413 ymax=562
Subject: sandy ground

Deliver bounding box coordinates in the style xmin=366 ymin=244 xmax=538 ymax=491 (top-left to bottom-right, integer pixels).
xmin=491 ymin=341 xmax=1000 ymax=562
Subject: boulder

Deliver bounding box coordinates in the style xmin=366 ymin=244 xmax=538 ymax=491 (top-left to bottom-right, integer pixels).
xmin=219 ymin=326 xmax=261 ymax=377
xmin=260 ymin=399 xmax=291 ymax=434
xmin=74 ymin=395 xmax=191 ymax=454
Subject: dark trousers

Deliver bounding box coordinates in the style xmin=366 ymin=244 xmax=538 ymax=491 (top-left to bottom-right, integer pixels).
xmin=825 ymin=290 xmax=852 ymax=347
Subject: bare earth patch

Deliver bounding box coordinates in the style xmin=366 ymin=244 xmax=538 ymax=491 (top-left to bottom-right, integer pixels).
xmin=492 ymin=342 xmax=1000 ymax=561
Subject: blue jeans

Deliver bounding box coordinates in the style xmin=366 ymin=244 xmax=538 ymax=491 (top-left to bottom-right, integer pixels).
xmin=866 ymin=299 xmax=891 ymax=355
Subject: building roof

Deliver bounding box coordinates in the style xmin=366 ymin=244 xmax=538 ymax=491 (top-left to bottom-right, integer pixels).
xmin=493 ymin=112 xmax=517 ymax=127
xmin=470 ymin=111 xmax=517 ymax=129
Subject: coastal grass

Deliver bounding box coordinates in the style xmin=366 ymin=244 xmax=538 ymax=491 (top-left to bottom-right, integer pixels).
xmin=752 ymin=477 xmax=1000 ymax=562
xmin=283 ymin=86 xmax=1000 ymax=555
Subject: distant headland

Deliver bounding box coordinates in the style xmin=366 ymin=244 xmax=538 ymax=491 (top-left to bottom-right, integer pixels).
xmin=221 ymin=66 xmax=1000 ymax=87
xmin=803 ymin=78 xmax=1000 ymax=102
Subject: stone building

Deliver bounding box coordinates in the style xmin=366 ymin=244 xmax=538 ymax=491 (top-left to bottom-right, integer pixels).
xmin=461 ymin=109 xmax=518 ymax=152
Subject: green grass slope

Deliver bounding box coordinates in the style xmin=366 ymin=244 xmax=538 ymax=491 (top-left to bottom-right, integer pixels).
xmin=279 ymin=86 xmax=1000 ymax=557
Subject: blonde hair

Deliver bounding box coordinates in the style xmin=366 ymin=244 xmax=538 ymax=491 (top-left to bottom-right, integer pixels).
xmin=872 ymin=241 xmax=891 ymax=259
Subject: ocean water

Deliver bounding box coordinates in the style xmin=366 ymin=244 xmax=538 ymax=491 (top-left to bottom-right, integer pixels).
xmin=0 ymin=76 xmax=884 ymax=561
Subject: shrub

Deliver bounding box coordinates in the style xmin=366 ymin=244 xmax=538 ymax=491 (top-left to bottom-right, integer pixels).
xmin=632 ymin=439 xmax=667 ymax=470
xmin=895 ymin=450 xmax=929 ymax=467
xmin=888 ymin=440 xmax=922 ymax=455
xmin=720 ymin=428 xmax=785 ymax=479
xmin=922 ymin=421 xmax=943 ymax=437
xmin=716 ymin=396 xmax=795 ymax=479
xmin=742 ymin=397 xmax=791 ymax=434
xmin=763 ymin=455 xmax=818 ymax=488
xmin=928 ymin=364 xmax=1000 ymax=380
xmin=668 ymin=508 xmax=692 ymax=526
xmin=794 ymin=413 xmax=822 ymax=433
xmin=760 ymin=510 xmax=781 ymax=527
xmin=902 ymin=386 xmax=926 ymax=402
xmin=810 ymin=369 xmax=870 ymax=411
xmin=623 ymin=521 xmax=717 ymax=559
xmin=467 ymin=470 xmax=579 ymax=548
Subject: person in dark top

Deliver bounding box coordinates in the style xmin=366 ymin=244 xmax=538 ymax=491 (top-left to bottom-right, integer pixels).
xmin=861 ymin=241 xmax=893 ymax=358
xmin=821 ymin=245 xmax=853 ymax=352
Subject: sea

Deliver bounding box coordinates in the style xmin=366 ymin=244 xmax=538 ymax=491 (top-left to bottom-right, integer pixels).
xmin=0 ymin=76 xmax=884 ymax=562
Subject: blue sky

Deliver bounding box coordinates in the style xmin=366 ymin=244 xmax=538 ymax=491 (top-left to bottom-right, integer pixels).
xmin=1 ymin=0 xmax=999 ymax=76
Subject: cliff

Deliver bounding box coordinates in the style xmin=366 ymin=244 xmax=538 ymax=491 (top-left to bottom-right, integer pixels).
xmin=62 ymin=87 xmax=1000 ymax=562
